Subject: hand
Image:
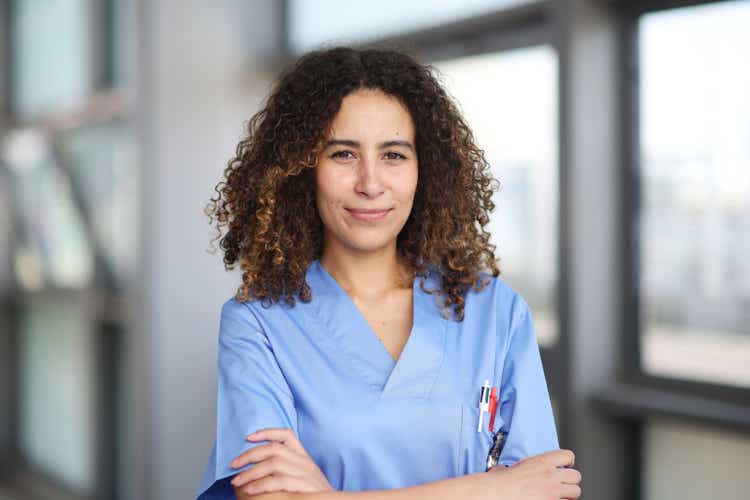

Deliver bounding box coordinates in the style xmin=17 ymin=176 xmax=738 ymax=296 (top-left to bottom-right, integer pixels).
xmin=485 ymin=449 xmax=581 ymax=500
xmin=229 ymin=427 xmax=334 ymax=496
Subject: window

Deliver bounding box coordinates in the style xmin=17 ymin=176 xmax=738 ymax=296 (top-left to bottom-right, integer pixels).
xmin=434 ymin=45 xmax=560 ymax=347
xmin=287 ymin=0 xmax=539 ymax=54
xmin=55 ymin=119 xmax=139 ymax=288
xmin=18 ymin=301 xmax=96 ymax=494
xmin=11 ymin=0 xmax=94 ymax=119
xmin=636 ymin=0 xmax=750 ymax=388
xmin=0 ymin=1 xmax=137 ymax=498
xmin=2 ymin=129 xmax=95 ymax=291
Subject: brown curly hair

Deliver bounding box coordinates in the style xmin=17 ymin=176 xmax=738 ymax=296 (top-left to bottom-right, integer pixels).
xmin=205 ymin=45 xmax=502 ymax=321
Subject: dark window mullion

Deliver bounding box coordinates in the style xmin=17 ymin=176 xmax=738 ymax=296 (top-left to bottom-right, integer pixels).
xmin=622 ymin=8 xmax=642 ymax=381
xmin=94 ymin=319 xmax=121 ymax=500
xmin=0 ymin=0 xmax=9 ymax=118
xmin=396 ymin=2 xmax=554 ymax=62
xmin=89 ymin=0 xmax=111 ymax=91
xmin=550 ymin=0 xmax=573 ymax=451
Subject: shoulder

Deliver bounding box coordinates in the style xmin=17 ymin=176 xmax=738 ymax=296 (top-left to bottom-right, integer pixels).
xmin=220 ymin=296 xmax=256 ymax=322
xmin=220 ymin=294 xmax=291 ymax=320
xmin=217 ymin=297 xmax=268 ymax=340
xmin=464 ymin=271 xmax=532 ymax=334
xmin=218 ymin=294 xmax=298 ymax=339
xmin=467 ymin=271 xmax=528 ymax=310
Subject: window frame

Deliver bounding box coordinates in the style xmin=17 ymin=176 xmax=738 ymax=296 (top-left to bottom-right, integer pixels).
xmin=0 ymin=0 xmax=132 ymax=498
xmin=592 ymin=0 xmax=750 ymax=435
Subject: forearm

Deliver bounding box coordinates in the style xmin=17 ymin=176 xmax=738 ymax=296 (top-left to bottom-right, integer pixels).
xmin=235 ymin=473 xmax=485 ymax=500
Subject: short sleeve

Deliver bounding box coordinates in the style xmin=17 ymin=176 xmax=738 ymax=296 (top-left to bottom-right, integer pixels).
xmin=196 ymin=299 xmax=298 ymax=499
xmin=497 ymin=296 xmax=559 ymax=467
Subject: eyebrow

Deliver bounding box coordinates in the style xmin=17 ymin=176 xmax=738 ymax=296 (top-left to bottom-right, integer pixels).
xmin=323 ymin=139 xmax=415 ymax=152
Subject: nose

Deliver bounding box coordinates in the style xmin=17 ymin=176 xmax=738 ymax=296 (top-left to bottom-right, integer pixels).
xmin=354 ymin=155 xmax=385 ymax=198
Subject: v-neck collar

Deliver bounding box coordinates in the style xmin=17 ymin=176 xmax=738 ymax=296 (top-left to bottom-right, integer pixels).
xmin=304 ymin=259 xmax=448 ymax=400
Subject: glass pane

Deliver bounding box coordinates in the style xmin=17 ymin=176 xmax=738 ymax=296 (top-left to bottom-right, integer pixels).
xmin=12 ymin=0 xmax=93 ymax=118
xmin=288 ymin=0 xmax=539 ymax=54
xmin=55 ymin=120 xmax=139 ymax=287
xmin=17 ymin=301 xmax=95 ymax=495
xmin=1 ymin=129 xmax=95 ymax=290
xmin=638 ymin=0 xmax=750 ymax=387
xmin=434 ymin=46 xmax=559 ymax=348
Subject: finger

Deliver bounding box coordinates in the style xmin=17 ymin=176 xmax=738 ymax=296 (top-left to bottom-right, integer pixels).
xmin=231 ymin=457 xmax=277 ymax=488
xmin=231 ymin=441 xmax=306 ymax=470
xmin=231 ymin=454 xmax=309 ymax=488
xmin=541 ymin=449 xmax=575 ymax=468
xmin=240 ymin=474 xmax=283 ymax=496
xmin=560 ymin=483 xmax=582 ymax=499
xmin=240 ymin=473 xmax=314 ymax=496
xmin=248 ymin=428 xmax=307 ymax=455
xmin=560 ymin=467 xmax=582 ymax=485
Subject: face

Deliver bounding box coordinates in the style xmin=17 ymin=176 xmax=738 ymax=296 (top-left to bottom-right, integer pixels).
xmin=315 ymin=88 xmax=418 ymax=257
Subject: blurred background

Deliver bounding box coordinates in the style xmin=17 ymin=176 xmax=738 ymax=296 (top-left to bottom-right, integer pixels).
xmin=0 ymin=0 xmax=748 ymax=499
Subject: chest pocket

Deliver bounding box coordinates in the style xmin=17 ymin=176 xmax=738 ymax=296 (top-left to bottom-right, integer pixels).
xmin=457 ymin=403 xmax=498 ymax=475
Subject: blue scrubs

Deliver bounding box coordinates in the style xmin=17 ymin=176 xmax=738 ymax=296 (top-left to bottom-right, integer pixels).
xmin=197 ymin=259 xmax=558 ymax=499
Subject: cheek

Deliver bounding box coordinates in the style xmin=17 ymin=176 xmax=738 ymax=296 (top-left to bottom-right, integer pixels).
xmin=315 ymin=170 xmax=345 ymax=213
xmin=398 ymin=166 xmax=419 ymax=204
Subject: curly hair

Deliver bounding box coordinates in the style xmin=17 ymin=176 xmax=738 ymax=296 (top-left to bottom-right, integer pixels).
xmin=205 ymin=45 xmax=502 ymax=321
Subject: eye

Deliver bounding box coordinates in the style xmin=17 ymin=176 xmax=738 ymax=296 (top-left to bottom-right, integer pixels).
xmin=331 ymin=150 xmax=355 ymax=159
xmin=384 ymin=151 xmax=407 ymax=160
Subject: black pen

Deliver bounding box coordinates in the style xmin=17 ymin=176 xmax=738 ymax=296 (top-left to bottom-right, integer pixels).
xmin=485 ymin=429 xmax=507 ymax=471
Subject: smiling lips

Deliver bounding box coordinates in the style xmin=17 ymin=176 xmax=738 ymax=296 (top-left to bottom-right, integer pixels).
xmin=345 ymin=208 xmax=393 ymax=222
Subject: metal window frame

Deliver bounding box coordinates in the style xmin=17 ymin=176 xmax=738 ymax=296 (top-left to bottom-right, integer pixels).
xmin=0 ymin=0 xmax=8 ymax=119
xmin=593 ymin=0 xmax=750 ymax=438
xmin=0 ymin=0 xmax=132 ymax=498
xmin=0 ymin=130 xmax=127 ymax=500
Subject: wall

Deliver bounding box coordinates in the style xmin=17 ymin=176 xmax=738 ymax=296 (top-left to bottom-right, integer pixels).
xmin=134 ymin=1 xmax=282 ymax=498
xmin=644 ymin=417 xmax=750 ymax=500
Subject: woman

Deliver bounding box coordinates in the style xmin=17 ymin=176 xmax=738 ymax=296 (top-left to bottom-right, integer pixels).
xmin=198 ymin=46 xmax=582 ymax=500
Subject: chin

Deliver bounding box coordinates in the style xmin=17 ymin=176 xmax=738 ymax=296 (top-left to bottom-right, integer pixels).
xmin=340 ymin=235 xmax=398 ymax=254
xmin=350 ymin=240 xmax=396 ymax=253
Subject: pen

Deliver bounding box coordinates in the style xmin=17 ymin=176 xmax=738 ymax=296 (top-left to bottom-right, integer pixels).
xmin=485 ymin=429 xmax=507 ymax=471
xmin=477 ymin=380 xmax=491 ymax=432
xmin=485 ymin=386 xmax=504 ymax=470
xmin=488 ymin=386 xmax=498 ymax=431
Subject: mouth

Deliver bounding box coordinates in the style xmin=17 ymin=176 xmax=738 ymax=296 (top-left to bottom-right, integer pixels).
xmin=345 ymin=208 xmax=393 ymax=222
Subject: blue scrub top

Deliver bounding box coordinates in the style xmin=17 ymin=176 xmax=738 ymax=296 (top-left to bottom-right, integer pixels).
xmin=197 ymin=259 xmax=559 ymax=499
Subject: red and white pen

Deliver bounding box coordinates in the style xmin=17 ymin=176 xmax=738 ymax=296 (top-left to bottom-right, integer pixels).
xmin=488 ymin=386 xmax=498 ymax=432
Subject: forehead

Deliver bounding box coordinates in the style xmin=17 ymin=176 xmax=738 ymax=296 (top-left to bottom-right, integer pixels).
xmin=328 ymin=89 xmax=415 ymax=138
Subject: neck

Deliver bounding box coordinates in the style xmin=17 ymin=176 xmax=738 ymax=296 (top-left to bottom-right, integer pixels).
xmin=319 ymin=245 xmax=413 ymax=300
